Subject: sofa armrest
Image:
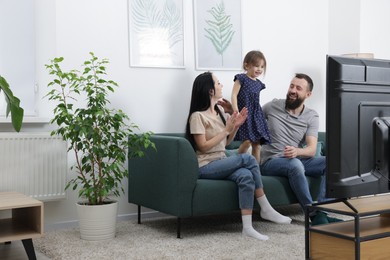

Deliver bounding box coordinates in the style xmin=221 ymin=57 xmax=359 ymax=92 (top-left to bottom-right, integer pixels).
xmin=128 ymin=135 xmax=199 ymax=217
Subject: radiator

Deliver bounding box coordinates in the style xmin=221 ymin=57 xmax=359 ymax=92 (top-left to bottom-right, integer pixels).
xmin=0 ymin=132 xmax=67 ymax=201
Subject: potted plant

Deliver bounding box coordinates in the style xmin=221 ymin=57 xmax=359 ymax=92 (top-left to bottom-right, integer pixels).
xmin=0 ymin=75 xmax=24 ymax=132
xmin=45 ymin=52 xmax=154 ymax=240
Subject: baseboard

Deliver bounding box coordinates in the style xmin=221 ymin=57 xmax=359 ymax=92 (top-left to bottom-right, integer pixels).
xmin=44 ymin=211 xmax=169 ymax=231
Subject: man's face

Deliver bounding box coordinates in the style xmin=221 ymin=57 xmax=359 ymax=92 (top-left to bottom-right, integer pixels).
xmin=285 ymin=77 xmax=311 ymax=110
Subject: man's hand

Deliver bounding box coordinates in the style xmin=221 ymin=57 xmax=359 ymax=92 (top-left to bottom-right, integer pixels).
xmin=284 ymin=146 xmax=299 ymax=158
xmin=217 ymin=98 xmax=233 ymax=115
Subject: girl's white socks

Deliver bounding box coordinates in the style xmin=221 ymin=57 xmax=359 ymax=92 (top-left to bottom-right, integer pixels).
xmin=257 ymin=195 xmax=292 ymax=224
xmin=242 ymin=215 xmax=269 ymax=241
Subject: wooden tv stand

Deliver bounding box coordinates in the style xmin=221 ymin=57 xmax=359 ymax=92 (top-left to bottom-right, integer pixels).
xmin=0 ymin=192 xmax=43 ymax=260
xmin=305 ymin=194 xmax=390 ymax=259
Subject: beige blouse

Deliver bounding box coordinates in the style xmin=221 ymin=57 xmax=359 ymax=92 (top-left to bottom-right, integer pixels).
xmin=189 ymin=107 xmax=229 ymax=167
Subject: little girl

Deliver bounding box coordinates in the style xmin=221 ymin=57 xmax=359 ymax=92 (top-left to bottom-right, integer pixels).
xmin=231 ymin=50 xmax=271 ymax=163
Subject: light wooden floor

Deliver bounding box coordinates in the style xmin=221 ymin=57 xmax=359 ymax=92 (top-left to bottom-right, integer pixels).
xmin=0 ymin=241 xmax=50 ymax=260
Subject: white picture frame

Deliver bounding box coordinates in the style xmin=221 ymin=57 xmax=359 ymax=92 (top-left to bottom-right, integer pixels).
xmin=128 ymin=0 xmax=184 ymax=68
xmin=193 ymin=0 xmax=242 ymax=71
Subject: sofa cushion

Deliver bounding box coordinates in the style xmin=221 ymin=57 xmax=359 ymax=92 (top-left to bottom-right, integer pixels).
xmin=192 ymin=179 xmax=239 ymax=216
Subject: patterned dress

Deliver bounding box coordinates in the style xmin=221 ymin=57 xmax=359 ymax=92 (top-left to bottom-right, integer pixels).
xmin=234 ymin=73 xmax=271 ymax=145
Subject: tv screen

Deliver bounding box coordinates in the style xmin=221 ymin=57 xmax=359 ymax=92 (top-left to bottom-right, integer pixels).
xmin=326 ymin=55 xmax=390 ymax=198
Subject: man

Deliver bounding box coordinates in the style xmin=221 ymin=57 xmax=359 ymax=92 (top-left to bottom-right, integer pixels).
xmin=260 ymin=73 xmax=339 ymax=225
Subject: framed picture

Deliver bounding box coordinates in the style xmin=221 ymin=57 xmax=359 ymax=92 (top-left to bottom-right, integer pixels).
xmin=193 ymin=0 xmax=242 ymax=70
xmin=128 ymin=0 xmax=184 ymax=68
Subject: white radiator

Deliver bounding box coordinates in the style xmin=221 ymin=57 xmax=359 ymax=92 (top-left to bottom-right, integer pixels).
xmin=0 ymin=132 xmax=67 ymax=201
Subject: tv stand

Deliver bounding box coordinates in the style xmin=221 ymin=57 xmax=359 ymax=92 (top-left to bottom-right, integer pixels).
xmin=305 ymin=194 xmax=390 ymax=259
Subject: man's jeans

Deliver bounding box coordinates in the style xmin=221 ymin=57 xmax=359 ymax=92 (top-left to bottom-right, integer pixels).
xmin=199 ymin=153 xmax=262 ymax=209
xmin=260 ymin=156 xmax=327 ymax=209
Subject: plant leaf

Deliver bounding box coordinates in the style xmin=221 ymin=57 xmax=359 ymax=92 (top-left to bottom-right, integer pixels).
xmin=0 ymin=75 xmax=24 ymax=132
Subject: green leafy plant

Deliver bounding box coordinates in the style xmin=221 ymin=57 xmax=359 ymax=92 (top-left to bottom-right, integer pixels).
xmin=45 ymin=52 xmax=155 ymax=205
xmin=204 ymin=1 xmax=235 ymax=66
xmin=0 ymin=75 xmax=24 ymax=132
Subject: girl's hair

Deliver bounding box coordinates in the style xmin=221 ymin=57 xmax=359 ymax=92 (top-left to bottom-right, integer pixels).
xmin=185 ymin=72 xmax=225 ymax=150
xmin=242 ymin=50 xmax=267 ymax=73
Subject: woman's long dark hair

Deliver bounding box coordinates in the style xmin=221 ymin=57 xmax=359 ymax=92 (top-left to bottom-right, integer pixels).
xmin=185 ymin=72 xmax=225 ymax=150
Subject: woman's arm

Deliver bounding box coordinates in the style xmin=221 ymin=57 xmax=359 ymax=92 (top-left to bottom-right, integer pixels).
xmin=193 ymin=130 xmax=230 ymax=153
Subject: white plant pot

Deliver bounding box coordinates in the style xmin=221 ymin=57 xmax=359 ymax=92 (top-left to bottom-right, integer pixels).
xmin=76 ymin=201 xmax=118 ymax=241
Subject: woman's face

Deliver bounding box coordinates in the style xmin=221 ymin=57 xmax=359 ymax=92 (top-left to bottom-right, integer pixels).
xmin=211 ymin=73 xmax=223 ymax=99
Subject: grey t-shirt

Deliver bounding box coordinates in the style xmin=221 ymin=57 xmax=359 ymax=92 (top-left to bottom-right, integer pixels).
xmin=260 ymin=98 xmax=319 ymax=164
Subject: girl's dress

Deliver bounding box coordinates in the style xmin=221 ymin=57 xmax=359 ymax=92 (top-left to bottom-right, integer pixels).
xmin=234 ymin=73 xmax=271 ymax=144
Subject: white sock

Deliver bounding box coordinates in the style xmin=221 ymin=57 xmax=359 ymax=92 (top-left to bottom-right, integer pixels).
xmin=257 ymin=195 xmax=292 ymax=224
xmin=242 ymin=215 xmax=269 ymax=241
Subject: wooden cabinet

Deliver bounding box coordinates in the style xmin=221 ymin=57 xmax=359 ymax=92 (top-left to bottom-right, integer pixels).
xmin=305 ymin=194 xmax=390 ymax=259
xmin=0 ymin=192 xmax=43 ymax=259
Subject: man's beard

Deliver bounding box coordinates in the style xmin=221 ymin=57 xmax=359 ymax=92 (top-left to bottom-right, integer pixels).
xmin=285 ymin=94 xmax=304 ymax=110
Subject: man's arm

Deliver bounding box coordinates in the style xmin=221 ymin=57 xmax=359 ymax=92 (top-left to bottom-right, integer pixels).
xmin=217 ymin=98 xmax=233 ymax=115
xmin=284 ymin=136 xmax=317 ymax=158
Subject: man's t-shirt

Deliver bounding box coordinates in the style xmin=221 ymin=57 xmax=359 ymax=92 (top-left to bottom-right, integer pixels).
xmin=260 ymin=98 xmax=319 ymax=164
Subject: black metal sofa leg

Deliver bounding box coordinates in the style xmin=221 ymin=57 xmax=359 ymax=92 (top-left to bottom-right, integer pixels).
xmin=138 ymin=205 xmax=182 ymax=238
xmin=138 ymin=205 xmax=141 ymax=224
xmin=177 ymin=217 xmax=181 ymax=239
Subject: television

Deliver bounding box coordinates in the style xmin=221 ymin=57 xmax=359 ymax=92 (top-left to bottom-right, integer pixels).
xmin=326 ymin=55 xmax=390 ymax=198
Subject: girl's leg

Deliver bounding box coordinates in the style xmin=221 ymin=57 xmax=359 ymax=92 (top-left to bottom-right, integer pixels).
xmin=251 ymin=143 xmax=261 ymax=163
xmin=238 ymin=140 xmax=251 ymax=154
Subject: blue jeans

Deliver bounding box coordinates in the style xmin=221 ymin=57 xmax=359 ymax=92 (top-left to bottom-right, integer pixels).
xmin=260 ymin=156 xmax=327 ymax=209
xmin=199 ymin=153 xmax=263 ymax=210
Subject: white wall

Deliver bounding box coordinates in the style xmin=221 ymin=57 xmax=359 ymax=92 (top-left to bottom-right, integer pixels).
xmin=4 ymin=0 xmax=390 ymax=228
xmin=360 ymin=0 xmax=390 ymax=60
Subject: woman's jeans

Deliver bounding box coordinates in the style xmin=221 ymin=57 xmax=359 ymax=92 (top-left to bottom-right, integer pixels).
xmin=260 ymin=156 xmax=327 ymax=209
xmin=199 ymin=153 xmax=263 ymax=210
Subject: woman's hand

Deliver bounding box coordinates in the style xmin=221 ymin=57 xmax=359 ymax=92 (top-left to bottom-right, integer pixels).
xmin=234 ymin=107 xmax=248 ymax=128
xmin=226 ymin=107 xmax=248 ymax=133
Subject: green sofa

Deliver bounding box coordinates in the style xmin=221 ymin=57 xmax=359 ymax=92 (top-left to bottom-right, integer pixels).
xmin=128 ymin=132 xmax=325 ymax=238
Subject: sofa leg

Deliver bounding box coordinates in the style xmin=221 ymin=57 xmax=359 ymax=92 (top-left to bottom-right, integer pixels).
xmin=177 ymin=217 xmax=181 ymax=239
xmin=138 ymin=205 xmax=141 ymax=224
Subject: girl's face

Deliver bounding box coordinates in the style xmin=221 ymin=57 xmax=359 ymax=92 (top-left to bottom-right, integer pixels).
xmin=245 ymin=59 xmax=265 ymax=79
xmin=211 ymin=73 xmax=223 ymax=99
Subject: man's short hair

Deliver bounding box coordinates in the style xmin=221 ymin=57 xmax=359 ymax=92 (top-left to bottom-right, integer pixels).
xmin=295 ymin=73 xmax=313 ymax=92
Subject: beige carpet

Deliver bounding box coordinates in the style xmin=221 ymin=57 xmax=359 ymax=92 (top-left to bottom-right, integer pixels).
xmin=35 ymin=205 xmax=308 ymax=260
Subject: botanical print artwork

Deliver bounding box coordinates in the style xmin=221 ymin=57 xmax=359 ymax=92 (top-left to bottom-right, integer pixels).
xmin=194 ymin=0 xmax=242 ymax=70
xmin=129 ymin=0 xmax=184 ymax=68
xmin=204 ymin=1 xmax=235 ymax=67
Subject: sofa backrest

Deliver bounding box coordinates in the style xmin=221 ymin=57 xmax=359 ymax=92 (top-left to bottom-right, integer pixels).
xmin=318 ymin=131 xmax=326 ymax=155
xmin=157 ymin=132 xmax=327 ymax=155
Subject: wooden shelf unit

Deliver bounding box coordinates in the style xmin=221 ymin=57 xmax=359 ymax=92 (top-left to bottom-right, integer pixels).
xmin=305 ymin=194 xmax=390 ymax=259
xmin=0 ymin=192 xmax=43 ymax=259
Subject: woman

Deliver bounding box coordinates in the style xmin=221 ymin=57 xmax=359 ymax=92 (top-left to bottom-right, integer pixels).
xmin=185 ymin=72 xmax=291 ymax=241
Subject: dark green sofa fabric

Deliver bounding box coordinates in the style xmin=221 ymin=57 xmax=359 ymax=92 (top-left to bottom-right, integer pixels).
xmin=128 ymin=133 xmax=325 ymax=218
